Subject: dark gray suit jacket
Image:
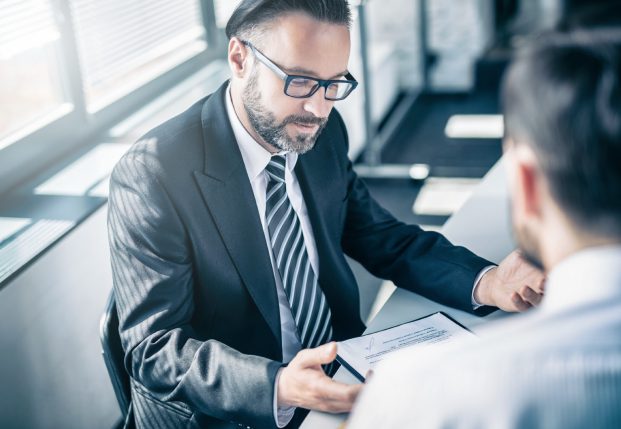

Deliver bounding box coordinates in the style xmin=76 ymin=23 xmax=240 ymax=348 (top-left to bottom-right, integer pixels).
xmin=107 ymin=82 xmax=492 ymax=429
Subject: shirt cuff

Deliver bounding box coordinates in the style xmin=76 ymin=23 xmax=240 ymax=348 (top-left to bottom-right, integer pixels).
xmin=471 ymin=265 xmax=497 ymax=309
xmin=274 ymin=367 xmax=296 ymax=428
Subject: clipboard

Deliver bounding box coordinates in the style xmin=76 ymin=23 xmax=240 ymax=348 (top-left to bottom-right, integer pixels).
xmin=336 ymin=312 xmax=476 ymax=382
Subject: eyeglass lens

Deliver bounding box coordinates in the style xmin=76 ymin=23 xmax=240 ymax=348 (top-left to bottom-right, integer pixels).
xmin=286 ymin=77 xmax=353 ymax=100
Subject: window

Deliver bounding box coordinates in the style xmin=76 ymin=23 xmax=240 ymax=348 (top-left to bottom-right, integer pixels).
xmin=69 ymin=0 xmax=207 ymax=111
xmin=0 ymin=0 xmax=224 ymax=195
xmin=0 ymin=0 xmax=70 ymax=148
xmin=213 ymin=0 xmax=242 ymax=29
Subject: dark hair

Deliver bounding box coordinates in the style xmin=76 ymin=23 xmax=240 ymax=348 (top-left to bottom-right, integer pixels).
xmin=502 ymin=30 xmax=621 ymax=237
xmin=225 ymin=0 xmax=351 ymax=41
xmin=559 ymin=1 xmax=621 ymax=31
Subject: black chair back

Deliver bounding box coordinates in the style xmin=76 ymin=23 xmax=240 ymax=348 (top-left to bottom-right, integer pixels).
xmin=100 ymin=292 xmax=131 ymax=419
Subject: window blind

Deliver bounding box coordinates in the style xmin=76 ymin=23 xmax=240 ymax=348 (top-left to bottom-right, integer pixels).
xmin=0 ymin=0 xmax=67 ymax=143
xmin=68 ymin=0 xmax=207 ymax=109
xmin=0 ymin=0 xmax=60 ymax=59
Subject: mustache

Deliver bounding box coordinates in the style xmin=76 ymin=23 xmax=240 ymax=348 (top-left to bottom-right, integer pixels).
xmin=281 ymin=115 xmax=327 ymax=127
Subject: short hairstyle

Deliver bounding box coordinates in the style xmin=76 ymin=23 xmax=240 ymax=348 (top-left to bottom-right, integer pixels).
xmin=225 ymin=0 xmax=351 ymax=43
xmin=559 ymin=1 xmax=621 ymax=31
xmin=502 ymin=30 xmax=621 ymax=237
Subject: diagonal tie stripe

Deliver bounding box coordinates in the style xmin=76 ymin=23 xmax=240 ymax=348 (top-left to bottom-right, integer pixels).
xmin=265 ymin=155 xmax=333 ymax=350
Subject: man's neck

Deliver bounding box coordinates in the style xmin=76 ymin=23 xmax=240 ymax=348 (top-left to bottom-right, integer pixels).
xmin=543 ymin=226 xmax=621 ymax=273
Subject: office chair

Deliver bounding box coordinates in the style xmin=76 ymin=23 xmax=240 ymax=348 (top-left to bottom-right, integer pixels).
xmin=100 ymin=291 xmax=132 ymax=425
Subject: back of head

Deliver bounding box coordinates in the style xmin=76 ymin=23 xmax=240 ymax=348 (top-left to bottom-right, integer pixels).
xmin=560 ymin=1 xmax=621 ymax=31
xmin=502 ymin=30 xmax=621 ymax=238
xmin=225 ymin=0 xmax=351 ymax=42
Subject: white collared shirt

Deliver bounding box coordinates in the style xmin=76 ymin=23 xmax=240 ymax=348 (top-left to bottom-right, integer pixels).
xmin=348 ymin=244 xmax=621 ymax=429
xmin=225 ymin=85 xmax=317 ymax=426
xmin=542 ymin=245 xmax=621 ymax=314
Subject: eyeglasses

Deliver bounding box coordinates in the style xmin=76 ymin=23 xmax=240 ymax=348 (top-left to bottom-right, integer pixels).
xmin=242 ymin=41 xmax=358 ymax=101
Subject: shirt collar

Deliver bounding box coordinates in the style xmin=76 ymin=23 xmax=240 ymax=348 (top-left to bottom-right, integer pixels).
xmin=541 ymin=244 xmax=621 ymax=313
xmin=225 ymin=83 xmax=298 ymax=181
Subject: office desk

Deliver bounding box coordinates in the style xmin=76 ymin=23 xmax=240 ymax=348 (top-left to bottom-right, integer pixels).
xmin=301 ymin=158 xmax=516 ymax=428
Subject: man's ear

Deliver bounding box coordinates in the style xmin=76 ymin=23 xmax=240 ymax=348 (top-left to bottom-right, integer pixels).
xmin=514 ymin=145 xmax=542 ymax=220
xmin=228 ymin=37 xmax=250 ymax=78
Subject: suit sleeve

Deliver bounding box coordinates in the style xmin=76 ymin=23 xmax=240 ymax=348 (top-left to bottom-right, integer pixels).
xmin=107 ymin=149 xmax=281 ymax=429
xmin=333 ymin=115 xmax=494 ymax=315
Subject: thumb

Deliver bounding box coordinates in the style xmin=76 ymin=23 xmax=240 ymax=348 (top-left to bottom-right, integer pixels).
xmin=293 ymin=342 xmax=337 ymax=368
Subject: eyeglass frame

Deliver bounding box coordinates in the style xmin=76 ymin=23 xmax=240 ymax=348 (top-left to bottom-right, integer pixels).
xmin=241 ymin=40 xmax=359 ymax=101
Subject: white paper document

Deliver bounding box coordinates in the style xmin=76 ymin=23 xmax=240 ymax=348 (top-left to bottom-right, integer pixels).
xmin=336 ymin=312 xmax=476 ymax=381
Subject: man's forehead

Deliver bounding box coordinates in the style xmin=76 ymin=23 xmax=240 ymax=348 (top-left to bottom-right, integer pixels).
xmin=261 ymin=12 xmax=351 ymax=78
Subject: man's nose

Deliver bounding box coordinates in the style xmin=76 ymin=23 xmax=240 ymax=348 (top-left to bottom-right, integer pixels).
xmin=303 ymin=87 xmax=334 ymax=119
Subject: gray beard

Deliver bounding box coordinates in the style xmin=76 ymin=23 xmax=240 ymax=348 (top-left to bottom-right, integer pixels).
xmin=241 ymin=70 xmax=327 ymax=154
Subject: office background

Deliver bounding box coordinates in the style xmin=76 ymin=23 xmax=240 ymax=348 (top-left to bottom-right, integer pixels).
xmin=0 ymin=0 xmax=611 ymax=427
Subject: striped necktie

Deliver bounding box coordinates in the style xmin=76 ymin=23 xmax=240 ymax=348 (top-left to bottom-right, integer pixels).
xmin=264 ymin=155 xmax=333 ymax=349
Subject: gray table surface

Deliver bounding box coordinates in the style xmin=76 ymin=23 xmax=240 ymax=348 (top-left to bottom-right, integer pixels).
xmin=301 ymin=158 xmax=516 ymax=428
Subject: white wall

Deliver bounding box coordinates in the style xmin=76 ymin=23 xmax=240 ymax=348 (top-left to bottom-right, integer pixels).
xmin=0 ymin=205 xmax=120 ymax=429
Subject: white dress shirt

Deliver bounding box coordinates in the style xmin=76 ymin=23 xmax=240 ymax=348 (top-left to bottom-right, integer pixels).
xmin=349 ymin=245 xmax=621 ymax=429
xmin=226 ymin=86 xmax=317 ymax=426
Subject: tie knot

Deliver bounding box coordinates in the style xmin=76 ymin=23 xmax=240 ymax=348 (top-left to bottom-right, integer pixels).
xmin=265 ymin=155 xmax=286 ymax=183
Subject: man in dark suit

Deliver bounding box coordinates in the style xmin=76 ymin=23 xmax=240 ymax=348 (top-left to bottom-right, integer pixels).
xmin=107 ymin=1 xmax=544 ymax=428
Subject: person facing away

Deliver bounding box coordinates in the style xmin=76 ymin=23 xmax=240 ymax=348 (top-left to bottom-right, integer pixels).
xmin=107 ymin=1 xmax=544 ymax=428
xmin=348 ymin=29 xmax=621 ymax=429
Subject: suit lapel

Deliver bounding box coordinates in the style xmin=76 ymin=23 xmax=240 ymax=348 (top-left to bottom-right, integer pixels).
xmin=192 ymin=83 xmax=282 ymax=352
xmin=295 ymin=134 xmax=346 ymax=313
xmin=296 ymin=132 xmax=367 ymax=341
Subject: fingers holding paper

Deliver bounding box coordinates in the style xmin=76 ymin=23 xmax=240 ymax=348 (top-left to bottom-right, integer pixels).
xmin=277 ymin=342 xmax=363 ymax=413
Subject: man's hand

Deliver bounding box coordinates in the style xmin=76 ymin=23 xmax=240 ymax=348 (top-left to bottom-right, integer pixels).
xmin=474 ymin=250 xmax=545 ymax=312
xmin=278 ymin=342 xmax=363 ymax=413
